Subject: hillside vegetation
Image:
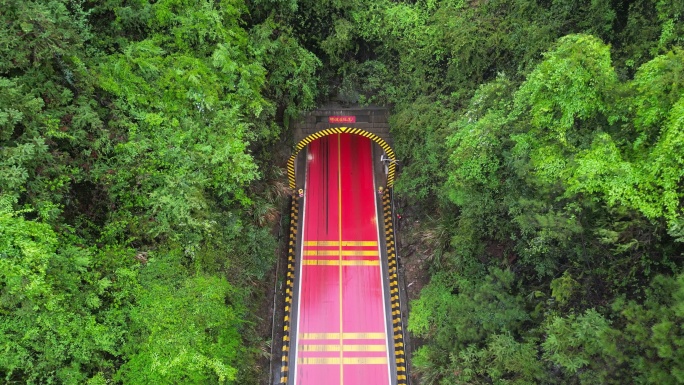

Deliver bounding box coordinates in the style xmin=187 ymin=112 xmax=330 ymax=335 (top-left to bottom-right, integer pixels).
xmin=1 ymin=0 xmax=683 ymax=384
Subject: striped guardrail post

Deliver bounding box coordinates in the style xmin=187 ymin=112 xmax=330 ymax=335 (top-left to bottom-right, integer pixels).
xmin=383 ymin=189 xmax=408 ymax=384
xmin=279 ymin=195 xmax=299 ymax=384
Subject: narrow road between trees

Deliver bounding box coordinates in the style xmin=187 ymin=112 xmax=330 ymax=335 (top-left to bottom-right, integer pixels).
xmin=291 ymin=133 xmax=394 ymax=385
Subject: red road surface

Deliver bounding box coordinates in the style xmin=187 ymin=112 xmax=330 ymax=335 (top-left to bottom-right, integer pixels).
xmin=294 ymin=134 xmax=390 ymax=385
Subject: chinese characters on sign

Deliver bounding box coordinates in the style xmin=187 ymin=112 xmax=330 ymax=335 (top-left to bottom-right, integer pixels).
xmin=328 ymin=116 xmax=356 ymax=124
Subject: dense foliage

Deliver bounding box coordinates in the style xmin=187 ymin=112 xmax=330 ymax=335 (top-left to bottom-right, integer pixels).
xmin=1 ymin=0 xmax=317 ymax=383
xmin=2 ymin=0 xmax=683 ymax=383
xmin=251 ymin=0 xmax=684 ymax=383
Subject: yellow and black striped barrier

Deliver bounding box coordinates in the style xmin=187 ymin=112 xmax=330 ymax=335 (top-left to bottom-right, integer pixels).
xmin=279 ymin=196 xmax=299 ymax=385
xmin=287 ymin=127 xmax=396 ymax=190
xmin=383 ymin=189 xmax=408 ymax=384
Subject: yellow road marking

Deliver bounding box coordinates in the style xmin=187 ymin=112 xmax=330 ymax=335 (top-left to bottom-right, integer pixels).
xmin=299 ymin=332 xmax=386 ymax=340
xmin=338 ymin=134 xmax=344 ymax=384
xmin=302 ymin=260 xmax=380 ymax=266
xmin=304 ymin=241 xmax=378 ymax=246
xmin=303 ymin=250 xmax=379 ymax=256
xmin=298 ymin=357 xmax=388 ymax=365
xmin=298 ymin=344 xmax=387 ymax=352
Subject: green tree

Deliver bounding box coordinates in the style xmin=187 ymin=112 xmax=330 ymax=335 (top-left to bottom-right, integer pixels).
xmin=0 ymin=202 xmax=137 ymax=384
xmin=117 ymin=255 xmax=245 ymax=384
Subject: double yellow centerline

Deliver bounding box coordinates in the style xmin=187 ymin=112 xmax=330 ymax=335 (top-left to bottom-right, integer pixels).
xmin=337 ymin=134 xmax=344 ymax=383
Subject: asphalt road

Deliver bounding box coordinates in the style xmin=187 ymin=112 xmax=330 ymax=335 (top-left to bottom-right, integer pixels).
xmin=293 ymin=133 xmax=391 ymax=385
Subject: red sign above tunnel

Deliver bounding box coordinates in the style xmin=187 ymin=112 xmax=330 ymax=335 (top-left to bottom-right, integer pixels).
xmin=329 ymin=115 xmax=356 ymax=124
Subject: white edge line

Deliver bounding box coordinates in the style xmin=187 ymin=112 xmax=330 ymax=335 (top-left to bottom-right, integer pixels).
xmin=293 ymin=146 xmax=309 ymax=385
xmin=371 ymin=140 xmax=392 ymax=385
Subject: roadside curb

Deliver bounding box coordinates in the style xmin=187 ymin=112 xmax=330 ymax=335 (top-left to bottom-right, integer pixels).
xmin=279 ymin=196 xmax=299 ymax=384
xmin=383 ymin=189 xmax=409 ymax=384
